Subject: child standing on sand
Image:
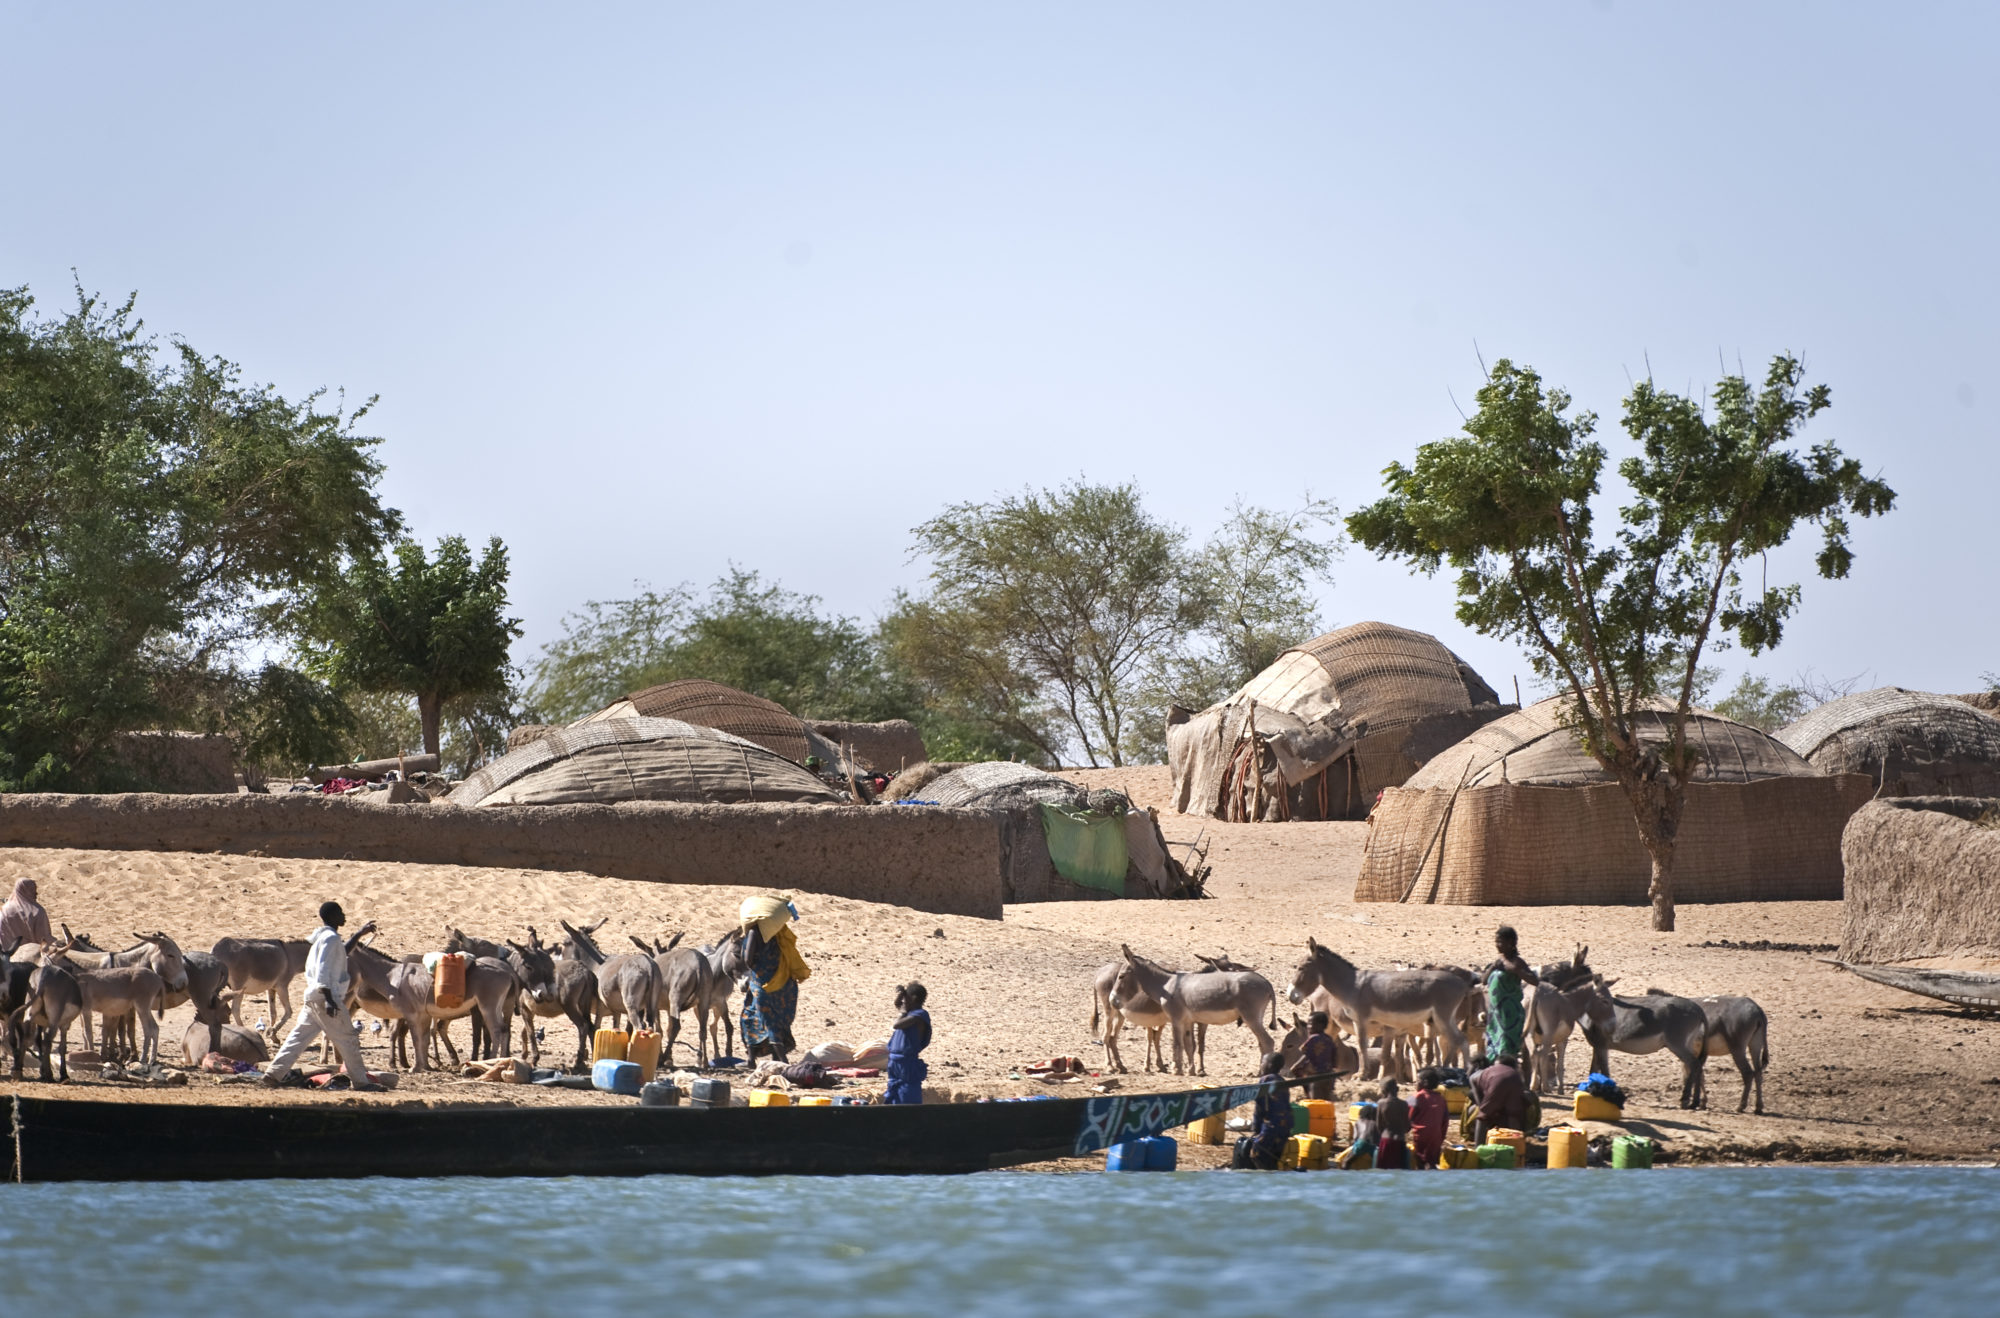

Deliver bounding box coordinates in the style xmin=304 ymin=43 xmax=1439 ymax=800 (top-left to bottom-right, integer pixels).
xmin=885 ymin=981 xmax=930 ymax=1104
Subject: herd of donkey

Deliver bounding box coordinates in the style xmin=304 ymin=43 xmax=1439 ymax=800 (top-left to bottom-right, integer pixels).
xmin=4 ymin=910 xmax=1772 ymax=1118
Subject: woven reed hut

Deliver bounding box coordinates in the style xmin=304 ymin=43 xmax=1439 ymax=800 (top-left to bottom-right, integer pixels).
xmin=1356 ymin=698 xmax=1874 ymax=904
xmin=452 ymin=717 xmax=842 ymax=808
xmin=1776 ymin=687 xmax=2000 ymax=799
xmin=1167 ymin=621 xmax=1513 ymax=821
xmin=1839 ymin=797 xmax=2000 ymax=962
xmin=922 ymin=762 xmax=1193 ymax=901
xmin=576 ymin=679 xmax=847 ymax=769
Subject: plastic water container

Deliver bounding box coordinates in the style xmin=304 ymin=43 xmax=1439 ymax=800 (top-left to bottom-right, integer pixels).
xmin=1437 ymin=1143 xmax=1477 ymax=1170
xmin=1440 ymin=1084 xmax=1471 ymax=1116
xmin=1290 ymin=1102 xmax=1311 ymax=1134
xmin=1488 ymin=1128 xmax=1528 ymax=1169
xmin=639 ymin=1080 xmax=681 ymax=1107
xmin=748 ymin=1089 xmax=791 ymax=1107
xmin=627 ymin=1029 xmax=662 ymax=1082
xmin=592 ymin=1059 xmax=642 ymax=1095
xmin=592 ymin=1028 xmax=628 ymax=1065
xmin=690 ymin=1078 xmax=729 ymax=1108
xmin=1547 ymin=1126 xmax=1587 ymax=1168
xmin=1612 ymin=1135 xmax=1655 ymax=1169
xmin=433 ymin=953 xmax=466 ymax=1011
xmin=1573 ymin=1091 xmax=1624 ymax=1122
xmin=1187 ymin=1111 xmax=1226 ymax=1145
xmin=1295 ymin=1099 xmax=1337 ymax=1140
xmin=796 ymin=1094 xmax=835 ymax=1107
xmin=1281 ymin=1134 xmax=1329 ymax=1170
xmin=1106 ymin=1136 xmax=1177 ymax=1171
xmin=1476 ymin=1142 xmax=1517 ymax=1169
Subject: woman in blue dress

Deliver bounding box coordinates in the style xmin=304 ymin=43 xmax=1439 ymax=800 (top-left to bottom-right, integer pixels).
xmin=885 ymin=981 xmax=930 ymax=1104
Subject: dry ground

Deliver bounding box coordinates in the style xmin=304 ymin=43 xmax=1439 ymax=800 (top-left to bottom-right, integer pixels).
xmin=5 ymin=765 xmax=1998 ymax=1162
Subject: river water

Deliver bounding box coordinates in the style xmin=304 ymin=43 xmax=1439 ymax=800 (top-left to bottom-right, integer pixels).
xmin=3 ymin=1167 xmax=1995 ymax=1315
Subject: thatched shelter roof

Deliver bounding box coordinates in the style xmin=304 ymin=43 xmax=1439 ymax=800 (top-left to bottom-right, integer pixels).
xmin=452 ymin=717 xmax=841 ymax=808
xmin=1168 ymin=620 xmax=1511 ymax=821
xmin=926 ymin=761 xmax=1088 ymax=811
xmin=1409 ymin=697 xmax=1817 ymax=790
xmin=576 ymin=678 xmax=844 ymax=769
xmin=1357 ymin=699 xmax=1871 ymax=905
xmin=1776 ymin=687 xmax=2000 ymax=798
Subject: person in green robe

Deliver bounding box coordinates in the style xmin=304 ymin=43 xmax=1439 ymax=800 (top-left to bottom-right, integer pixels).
xmin=1482 ymin=925 xmax=1539 ymax=1061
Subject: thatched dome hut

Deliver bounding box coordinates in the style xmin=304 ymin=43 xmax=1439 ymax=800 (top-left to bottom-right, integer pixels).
xmin=1776 ymin=688 xmax=2000 ymax=798
xmin=1840 ymin=796 xmax=2000 ymax=962
xmin=1167 ymin=621 xmax=1513 ymax=821
xmin=452 ymin=717 xmax=842 ymax=808
xmin=1355 ymin=698 xmax=1874 ymax=904
xmin=576 ymin=679 xmax=847 ymax=770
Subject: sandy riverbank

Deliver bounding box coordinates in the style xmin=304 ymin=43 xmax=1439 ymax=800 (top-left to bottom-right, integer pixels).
xmin=6 ymin=764 xmax=1997 ymax=1163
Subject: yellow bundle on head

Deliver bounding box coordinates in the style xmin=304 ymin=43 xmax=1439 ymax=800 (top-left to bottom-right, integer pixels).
xmin=739 ymin=892 xmax=796 ymax=940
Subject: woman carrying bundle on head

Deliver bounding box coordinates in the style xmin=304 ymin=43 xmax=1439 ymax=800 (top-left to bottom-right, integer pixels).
xmin=737 ymin=893 xmax=811 ymax=1063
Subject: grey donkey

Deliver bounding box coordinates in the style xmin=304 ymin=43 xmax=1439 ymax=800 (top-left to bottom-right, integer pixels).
xmin=1696 ymin=995 xmax=1770 ymax=1114
xmin=1112 ymin=944 xmax=1276 ymax=1076
xmin=1578 ymin=980 xmax=1710 ymax=1109
xmin=1287 ymin=938 xmax=1472 ymax=1079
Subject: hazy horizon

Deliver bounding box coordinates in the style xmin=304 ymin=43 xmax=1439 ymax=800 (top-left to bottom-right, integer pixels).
xmin=5 ymin=3 xmax=1992 ymax=705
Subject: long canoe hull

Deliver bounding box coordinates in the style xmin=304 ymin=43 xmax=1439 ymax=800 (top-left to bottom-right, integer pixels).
xmin=2 ymin=1084 xmax=1263 ymax=1182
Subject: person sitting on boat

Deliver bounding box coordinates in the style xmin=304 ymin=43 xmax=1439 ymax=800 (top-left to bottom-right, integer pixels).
xmin=738 ymin=894 xmax=811 ymax=1063
xmin=0 ymin=877 xmax=53 ymax=956
xmin=1246 ymin=1051 xmax=1292 ymax=1170
xmin=262 ymin=900 xmax=384 ymax=1092
xmin=885 ymin=980 xmax=931 ymax=1104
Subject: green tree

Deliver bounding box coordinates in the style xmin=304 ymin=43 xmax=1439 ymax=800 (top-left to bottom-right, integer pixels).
xmin=527 ymin=570 xmax=910 ymax=725
xmin=1349 ymin=355 xmax=1894 ymax=930
xmin=0 ymin=284 xmax=395 ymax=789
xmin=904 ymin=481 xmax=1202 ymax=767
xmin=1712 ymin=673 xmax=1810 ymax=732
xmin=313 ymin=536 xmax=521 ymax=757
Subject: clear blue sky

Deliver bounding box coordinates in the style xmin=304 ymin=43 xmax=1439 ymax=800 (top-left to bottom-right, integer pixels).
xmin=5 ymin=3 xmax=1992 ymax=701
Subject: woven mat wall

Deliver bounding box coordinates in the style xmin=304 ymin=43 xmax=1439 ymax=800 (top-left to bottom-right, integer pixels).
xmin=1357 ymin=773 xmax=1874 ymax=904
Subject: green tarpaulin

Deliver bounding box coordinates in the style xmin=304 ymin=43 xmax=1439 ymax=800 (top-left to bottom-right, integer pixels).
xmin=1039 ymin=804 xmax=1127 ymax=896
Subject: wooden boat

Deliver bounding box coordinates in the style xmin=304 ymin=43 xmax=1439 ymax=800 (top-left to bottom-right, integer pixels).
xmin=1820 ymin=959 xmax=2000 ymax=1011
xmin=0 ymin=1082 xmax=1266 ymax=1182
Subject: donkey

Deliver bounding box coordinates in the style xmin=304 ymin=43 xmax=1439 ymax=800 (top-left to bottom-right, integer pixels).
xmin=1578 ymin=981 xmax=1710 ymax=1109
xmin=560 ymin=921 xmax=662 ymax=1035
xmin=2 ymin=959 xmax=37 ymax=1077
xmin=1113 ymin=945 xmax=1276 ymax=1076
xmin=181 ymin=992 xmax=270 ymax=1064
xmin=343 ymin=926 xmax=437 ymax=1070
xmin=1288 ymin=938 xmax=1472 ymax=1079
xmin=14 ymin=956 xmax=84 ymax=1080
xmin=512 ymin=928 xmax=599 ymax=1071
xmin=63 ymin=931 xmax=190 ymax=1062
xmin=1091 ymin=960 xmax=1170 ymax=1074
xmin=446 ymin=927 xmax=536 ymax=1062
xmin=1696 ymin=995 xmax=1770 ymax=1114
xmin=210 ymin=935 xmax=311 ymax=1033
xmin=1524 ymin=979 xmax=1602 ymax=1093
xmin=46 ymin=940 xmax=165 ymax=1066
xmin=634 ymin=932 xmax=732 ymax=1066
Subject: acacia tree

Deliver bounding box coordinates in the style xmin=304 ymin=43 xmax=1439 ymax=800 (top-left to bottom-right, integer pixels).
xmin=1349 ymin=356 xmax=1894 ymax=930
xmin=315 ymin=536 xmax=520 ymax=757
xmin=905 ymin=481 xmax=1202 ymax=767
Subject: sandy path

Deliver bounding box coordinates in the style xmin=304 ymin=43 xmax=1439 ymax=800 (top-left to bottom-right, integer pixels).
xmin=5 ymin=766 xmax=1998 ymax=1161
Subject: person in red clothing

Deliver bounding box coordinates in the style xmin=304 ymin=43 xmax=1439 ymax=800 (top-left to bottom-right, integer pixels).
xmin=1409 ymin=1067 xmax=1450 ymax=1168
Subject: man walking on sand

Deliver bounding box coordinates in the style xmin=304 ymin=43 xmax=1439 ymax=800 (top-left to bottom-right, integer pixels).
xmin=262 ymin=901 xmax=383 ymax=1092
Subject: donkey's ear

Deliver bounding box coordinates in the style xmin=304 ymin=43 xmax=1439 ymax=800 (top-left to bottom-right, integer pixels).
xmin=1307 ymin=936 xmax=1320 ymax=953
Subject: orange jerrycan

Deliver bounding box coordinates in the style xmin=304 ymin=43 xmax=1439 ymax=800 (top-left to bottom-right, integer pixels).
xmin=433 ymin=953 xmax=467 ymax=1010
xmin=592 ymin=1028 xmax=629 ymax=1065
xmin=628 ymin=1029 xmax=662 ymax=1082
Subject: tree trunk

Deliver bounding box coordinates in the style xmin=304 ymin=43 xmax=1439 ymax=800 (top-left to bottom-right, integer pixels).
xmin=1646 ymin=847 xmax=1676 ymax=932
xmin=418 ymin=691 xmax=443 ymax=758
